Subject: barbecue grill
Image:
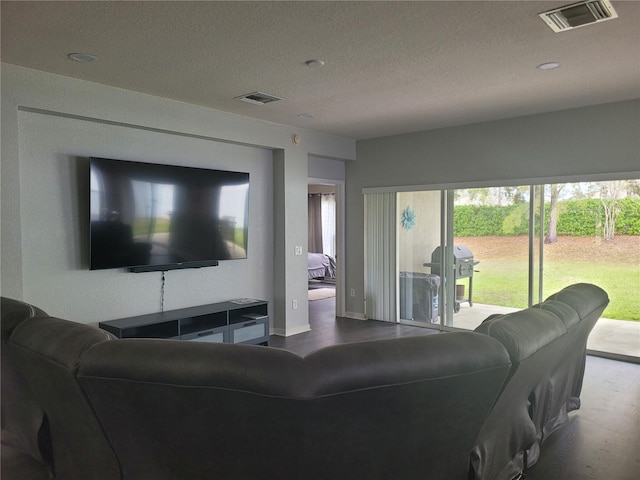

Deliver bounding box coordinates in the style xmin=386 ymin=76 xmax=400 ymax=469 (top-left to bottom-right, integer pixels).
xmin=424 ymin=245 xmax=479 ymax=312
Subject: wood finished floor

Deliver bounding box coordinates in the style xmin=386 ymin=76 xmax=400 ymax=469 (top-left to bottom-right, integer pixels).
xmin=268 ymin=295 xmax=437 ymax=356
xmin=270 ymin=297 xmax=640 ymax=480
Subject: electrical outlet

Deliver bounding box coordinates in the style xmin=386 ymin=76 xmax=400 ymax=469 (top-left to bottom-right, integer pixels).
xmin=292 ymin=299 xmax=298 ymax=310
xmin=350 ymin=288 xmax=356 ymax=297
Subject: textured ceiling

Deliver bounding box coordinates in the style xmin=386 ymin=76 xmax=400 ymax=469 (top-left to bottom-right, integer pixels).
xmin=2 ymin=1 xmax=639 ymax=140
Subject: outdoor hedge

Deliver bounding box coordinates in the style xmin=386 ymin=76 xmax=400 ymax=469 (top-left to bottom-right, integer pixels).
xmin=454 ymin=198 xmax=640 ymax=237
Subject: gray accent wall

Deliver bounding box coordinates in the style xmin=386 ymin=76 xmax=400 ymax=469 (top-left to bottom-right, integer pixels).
xmin=346 ymin=100 xmax=640 ymax=317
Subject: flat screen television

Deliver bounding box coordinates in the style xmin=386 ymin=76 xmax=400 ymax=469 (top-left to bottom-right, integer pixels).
xmin=89 ymin=157 xmax=249 ymax=272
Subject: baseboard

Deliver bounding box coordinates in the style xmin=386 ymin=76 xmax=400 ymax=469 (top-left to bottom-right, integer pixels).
xmin=271 ymin=324 xmax=312 ymax=337
xmin=344 ymin=311 xmax=367 ymax=321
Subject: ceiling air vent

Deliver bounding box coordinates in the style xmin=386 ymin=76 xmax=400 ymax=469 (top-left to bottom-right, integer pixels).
xmin=539 ymin=0 xmax=618 ymax=32
xmin=234 ymin=91 xmax=283 ymax=105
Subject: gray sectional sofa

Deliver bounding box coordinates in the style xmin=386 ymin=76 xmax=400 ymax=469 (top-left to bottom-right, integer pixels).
xmin=1 ymin=283 xmax=608 ymax=480
xmin=470 ymin=283 xmax=609 ymax=480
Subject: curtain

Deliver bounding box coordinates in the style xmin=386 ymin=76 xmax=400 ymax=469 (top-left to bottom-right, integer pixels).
xmin=364 ymin=192 xmax=397 ymax=322
xmin=308 ymin=194 xmax=323 ymax=253
xmin=321 ymin=193 xmax=336 ymax=257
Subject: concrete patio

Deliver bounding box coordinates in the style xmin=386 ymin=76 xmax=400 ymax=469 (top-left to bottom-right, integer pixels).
xmin=450 ymin=303 xmax=640 ymax=359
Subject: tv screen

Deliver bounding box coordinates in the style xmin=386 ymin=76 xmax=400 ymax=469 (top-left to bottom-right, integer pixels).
xmin=89 ymin=157 xmax=249 ymax=271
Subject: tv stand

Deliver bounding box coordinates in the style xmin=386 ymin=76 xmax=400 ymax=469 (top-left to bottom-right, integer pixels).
xmin=99 ymin=299 xmax=269 ymax=346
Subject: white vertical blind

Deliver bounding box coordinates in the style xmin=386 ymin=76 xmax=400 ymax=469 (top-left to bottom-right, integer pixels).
xmin=364 ymin=192 xmax=397 ymax=321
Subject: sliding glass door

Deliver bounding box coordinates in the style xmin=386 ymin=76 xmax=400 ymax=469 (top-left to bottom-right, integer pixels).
xmin=393 ymin=186 xmax=534 ymax=330
xmin=365 ymin=179 xmax=639 ymax=359
xmin=538 ymin=181 xmax=640 ymax=358
xmin=447 ymin=185 xmax=533 ymax=330
xmin=396 ymin=191 xmax=442 ymax=325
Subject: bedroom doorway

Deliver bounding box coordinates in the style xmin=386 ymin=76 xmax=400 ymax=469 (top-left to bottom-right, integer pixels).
xmin=308 ymin=182 xmax=343 ymax=319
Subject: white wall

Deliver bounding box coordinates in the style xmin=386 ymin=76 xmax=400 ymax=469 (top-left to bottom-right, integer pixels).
xmin=1 ymin=64 xmax=355 ymax=331
xmin=345 ymin=100 xmax=640 ymax=317
xmin=308 ymin=155 xmax=346 ymax=181
xmin=16 ymin=111 xmax=273 ymax=322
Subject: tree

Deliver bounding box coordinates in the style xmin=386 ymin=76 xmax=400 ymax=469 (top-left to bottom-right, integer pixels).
xmin=501 ymin=186 xmax=529 ymax=205
xmin=545 ymin=184 xmax=565 ymax=244
xmin=600 ymin=181 xmax=626 ymax=241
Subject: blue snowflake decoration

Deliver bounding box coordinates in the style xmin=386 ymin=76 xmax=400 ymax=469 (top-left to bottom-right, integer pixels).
xmin=401 ymin=206 xmax=416 ymax=230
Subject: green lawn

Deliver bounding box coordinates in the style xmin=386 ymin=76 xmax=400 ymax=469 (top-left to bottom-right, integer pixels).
xmin=469 ymin=259 xmax=640 ymax=321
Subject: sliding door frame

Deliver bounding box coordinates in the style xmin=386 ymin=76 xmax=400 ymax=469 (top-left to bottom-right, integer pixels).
xmin=363 ymin=171 xmax=640 ymax=361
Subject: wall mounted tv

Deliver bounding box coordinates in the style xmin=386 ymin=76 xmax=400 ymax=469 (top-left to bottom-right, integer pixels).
xmin=89 ymin=157 xmax=249 ymax=272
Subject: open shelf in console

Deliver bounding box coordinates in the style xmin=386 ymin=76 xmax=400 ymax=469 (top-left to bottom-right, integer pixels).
xmin=99 ymin=299 xmax=269 ymax=346
xmin=180 ymin=312 xmax=227 ymax=335
xmin=122 ymin=321 xmax=179 ymax=339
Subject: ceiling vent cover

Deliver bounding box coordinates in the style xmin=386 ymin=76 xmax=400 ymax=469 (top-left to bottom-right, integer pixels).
xmin=539 ymin=0 xmax=618 ymax=32
xmin=234 ymin=91 xmax=282 ymax=105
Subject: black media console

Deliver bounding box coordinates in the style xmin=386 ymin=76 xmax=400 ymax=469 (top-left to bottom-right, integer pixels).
xmin=99 ymin=299 xmax=269 ymax=346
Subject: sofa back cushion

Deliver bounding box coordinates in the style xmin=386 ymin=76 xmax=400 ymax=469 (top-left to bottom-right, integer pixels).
xmin=535 ymin=300 xmax=581 ymax=329
xmin=546 ymin=283 xmax=609 ymax=324
xmin=1 ymin=297 xmax=47 ymax=338
xmin=474 ymin=308 xmax=567 ymax=366
xmin=531 ymin=284 xmax=610 ymax=440
xmin=472 ymin=307 xmax=568 ymax=480
xmin=301 ymin=333 xmax=511 ymax=480
xmin=1 ymin=297 xmax=48 ymax=463
xmin=7 ymin=316 xmax=120 ymax=480
xmin=79 ymin=331 xmax=510 ymax=480
xmin=540 ymin=283 xmax=609 ymax=409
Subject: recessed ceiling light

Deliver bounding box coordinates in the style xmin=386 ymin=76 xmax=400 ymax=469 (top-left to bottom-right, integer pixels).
xmin=67 ymin=53 xmax=97 ymax=63
xmin=537 ymin=62 xmax=561 ymax=70
xmin=304 ymin=59 xmax=325 ymax=68
xmin=297 ymin=113 xmax=314 ymax=119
